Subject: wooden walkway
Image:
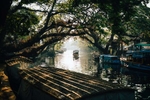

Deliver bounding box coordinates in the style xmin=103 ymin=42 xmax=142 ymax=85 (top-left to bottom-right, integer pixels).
xmin=19 ymin=66 xmax=134 ymax=100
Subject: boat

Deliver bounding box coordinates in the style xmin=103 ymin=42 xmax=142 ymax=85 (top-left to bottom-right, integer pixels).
xmin=73 ymin=50 xmax=79 ymax=54
xmin=99 ymin=54 xmax=121 ymax=64
xmin=18 ymin=66 xmax=134 ymax=100
xmin=73 ymin=50 xmax=79 ymax=59
xmin=121 ymin=43 xmax=150 ymax=72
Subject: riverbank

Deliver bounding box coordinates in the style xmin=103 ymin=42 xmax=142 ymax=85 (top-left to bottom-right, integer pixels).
xmin=0 ymin=64 xmax=15 ymax=100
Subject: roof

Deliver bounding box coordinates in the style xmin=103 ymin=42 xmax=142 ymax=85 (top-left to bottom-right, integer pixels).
xmin=100 ymin=54 xmax=118 ymax=58
xmin=135 ymin=43 xmax=150 ymax=46
xmin=19 ymin=67 xmax=133 ymax=99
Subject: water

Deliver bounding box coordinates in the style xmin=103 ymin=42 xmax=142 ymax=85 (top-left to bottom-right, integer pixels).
xmin=54 ymin=37 xmax=97 ymax=75
xmin=10 ymin=37 xmax=150 ymax=99
xmin=45 ymin=37 xmax=150 ymax=100
xmin=54 ymin=53 xmax=150 ymax=99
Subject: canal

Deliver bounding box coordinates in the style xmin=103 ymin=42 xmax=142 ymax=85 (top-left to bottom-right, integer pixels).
xmin=41 ymin=37 xmax=150 ymax=100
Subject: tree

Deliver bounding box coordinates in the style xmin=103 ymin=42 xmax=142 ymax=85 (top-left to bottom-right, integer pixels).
xmin=0 ymin=0 xmax=149 ymax=63
xmin=0 ymin=0 xmax=86 ymax=63
xmin=72 ymin=0 xmax=149 ymax=54
xmin=0 ymin=0 xmax=13 ymax=27
xmin=70 ymin=3 xmax=111 ymax=53
xmin=128 ymin=5 xmax=150 ymax=43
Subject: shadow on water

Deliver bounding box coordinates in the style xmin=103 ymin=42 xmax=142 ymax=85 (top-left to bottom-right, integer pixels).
xmin=96 ymin=63 xmax=150 ymax=100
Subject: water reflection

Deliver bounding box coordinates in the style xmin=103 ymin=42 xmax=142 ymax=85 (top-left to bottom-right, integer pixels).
xmin=53 ymin=49 xmax=150 ymax=99
xmin=54 ymin=49 xmax=97 ymax=75
xmin=97 ymin=63 xmax=121 ymax=83
xmin=55 ymin=50 xmax=82 ymax=72
xmin=45 ymin=37 xmax=150 ymax=99
xmin=54 ymin=37 xmax=97 ymax=75
xmin=120 ymin=67 xmax=150 ymax=85
xmin=120 ymin=67 xmax=150 ymax=100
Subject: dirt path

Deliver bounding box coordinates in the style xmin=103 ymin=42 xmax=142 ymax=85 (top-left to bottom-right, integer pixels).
xmin=0 ymin=64 xmax=16 ymax=100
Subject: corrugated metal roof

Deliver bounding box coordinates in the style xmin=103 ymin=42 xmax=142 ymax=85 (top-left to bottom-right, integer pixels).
xmin=19 ymin=66 xmax=133 ymax=99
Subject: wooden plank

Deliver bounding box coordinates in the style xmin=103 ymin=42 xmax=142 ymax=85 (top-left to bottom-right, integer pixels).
xmin=19 ymin=66 xmax=133 ymax=99
xmin=34 ymin=68 xmax=105 ymax=91
xmin=24 ymin=69 xmax=86 ymax=99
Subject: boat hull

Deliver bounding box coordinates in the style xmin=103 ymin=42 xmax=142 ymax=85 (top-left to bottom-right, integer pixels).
xmin=99 ymin=55 xmax=121 ymax=64
xmin=121 ymin=61 xmax=150 ymax=72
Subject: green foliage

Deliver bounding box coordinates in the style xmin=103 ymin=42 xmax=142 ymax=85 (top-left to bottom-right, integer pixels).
xmin=56 ymin=0 xmax=73 ymax=12
xmin=21 ymin=0 xmax=50 ymax=4
xmin=0 ymin=0 xmax=149 ymax=59
xmin=71 ymin=0 xmax=150 ymax=53
xmin=5 ymin=9 xmax=39 ymax=40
